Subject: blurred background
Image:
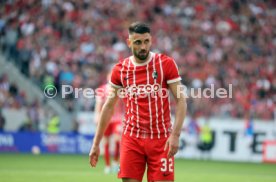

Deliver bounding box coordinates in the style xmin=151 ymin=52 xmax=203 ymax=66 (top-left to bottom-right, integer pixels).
xmin=0 ymin=0 xmax=276 ymax=180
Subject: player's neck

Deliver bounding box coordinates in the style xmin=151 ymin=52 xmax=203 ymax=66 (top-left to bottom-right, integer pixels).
xmin=132 ymin=52 xmax=153 ymax=66
xmin=134 ymin=57 xmax=148 ymax=64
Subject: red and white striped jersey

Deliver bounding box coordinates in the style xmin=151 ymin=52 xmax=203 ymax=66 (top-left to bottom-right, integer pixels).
xmin=110 ymin=52 xmax=181 ymax=139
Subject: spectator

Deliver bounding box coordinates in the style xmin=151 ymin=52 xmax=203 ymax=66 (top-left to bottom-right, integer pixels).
xmin=0 ymin=110 xmax=5 ymax=131
xmin=0 ymin=0 xmax=275 ymax=120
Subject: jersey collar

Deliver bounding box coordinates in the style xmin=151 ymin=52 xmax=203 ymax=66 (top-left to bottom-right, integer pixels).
xmin=130 ymin=52 xmax=154 ymax=66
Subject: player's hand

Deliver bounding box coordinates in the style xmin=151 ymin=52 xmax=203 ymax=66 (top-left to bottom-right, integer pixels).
xmin=164 ymin=134 xmax=179 ymax=158
xmin=89 ymin=144 xmax=100 ymax=167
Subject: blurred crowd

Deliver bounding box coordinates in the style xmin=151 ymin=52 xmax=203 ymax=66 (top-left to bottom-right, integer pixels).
xmin=0 ymin=73 xmax=48 ymax=131
xmin=0 ymin=74 xmax=27 ymax=109
xmin=0 ymin=0 xmax=275 ymax=120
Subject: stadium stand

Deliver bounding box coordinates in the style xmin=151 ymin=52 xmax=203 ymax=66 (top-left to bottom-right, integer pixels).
xmin=0 ymin=0 xmax=275 ymax=124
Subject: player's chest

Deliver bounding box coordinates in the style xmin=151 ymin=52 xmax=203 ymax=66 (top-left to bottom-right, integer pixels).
xmin=121 ymin=64 xmax=164 ymax=86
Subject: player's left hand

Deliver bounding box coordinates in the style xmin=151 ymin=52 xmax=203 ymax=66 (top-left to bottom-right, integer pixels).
xmin=89 ymin=144 xmax=100 ymax=167
xmin=164 ymin=134 xmax=179 ymax=158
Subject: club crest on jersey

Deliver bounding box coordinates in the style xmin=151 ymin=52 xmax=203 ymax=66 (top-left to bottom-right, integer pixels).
xmin=152 ymin=71 xmax=158 ymax=79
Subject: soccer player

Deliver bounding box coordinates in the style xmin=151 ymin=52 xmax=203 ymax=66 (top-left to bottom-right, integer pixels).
xmin=90 ymin=22 xmax=187 ymax=182
xmin=94 ymin=69 xmax=124 ymax=174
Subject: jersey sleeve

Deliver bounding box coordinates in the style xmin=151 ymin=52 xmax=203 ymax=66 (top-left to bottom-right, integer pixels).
xmin=163 ymin=56 xmax=182 ymax=84
xmin=109 ymin=63 xmax=123 ymax=88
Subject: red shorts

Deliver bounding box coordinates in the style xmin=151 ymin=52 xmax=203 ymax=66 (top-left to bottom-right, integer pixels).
xmin=104 ymin=121 xmax=121 ymax=137
xmin=118 ymin=134 xmax=174 ymax=181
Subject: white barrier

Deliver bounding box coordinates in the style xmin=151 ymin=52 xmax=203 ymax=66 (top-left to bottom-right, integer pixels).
xmin=176 ymin=118 xmax=276 ymax=163
xmin=77 ymin=112 xmax=276 ymax=162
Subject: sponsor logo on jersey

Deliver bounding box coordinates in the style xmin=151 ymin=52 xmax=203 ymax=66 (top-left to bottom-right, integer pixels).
xmin=118 ymin=83 xmax=162 ymax=98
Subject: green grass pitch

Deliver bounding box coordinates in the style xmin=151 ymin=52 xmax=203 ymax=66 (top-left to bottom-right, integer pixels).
xmin=0 ymin=154 xmax=275 ymax=182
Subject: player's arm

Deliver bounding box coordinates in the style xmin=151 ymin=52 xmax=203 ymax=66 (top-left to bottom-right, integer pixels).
xmin=94 ymin=96 xmax=103 ymax=124
xmin=169 ymin=81 xmax=187 ymax=138
xmin=164 ymin=81 xmax=187 ymax=158
xmin=89 ymin=85 xmax=119 ymax=167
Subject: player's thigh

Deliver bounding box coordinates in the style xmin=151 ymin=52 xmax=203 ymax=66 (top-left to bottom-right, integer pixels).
xmin=104 ymin=123 xmax=113 ymax=137
xmin=119 ymin=135 xmax=146 ymax=181
xmin=146 ymin=138 xmax=174 ymax=181
xmin=102 ymin=136 xmax=110 ymax=144
xmin=112 ymin=121 xmax=122 ymax=138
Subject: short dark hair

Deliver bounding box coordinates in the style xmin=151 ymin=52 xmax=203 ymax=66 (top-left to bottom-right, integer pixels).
xmin=128 ymin=22 xmax=151 ymax=34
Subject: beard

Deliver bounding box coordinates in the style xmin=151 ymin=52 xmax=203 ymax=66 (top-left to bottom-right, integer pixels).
xmin=134 ymin=50 xmax=149 ymax=61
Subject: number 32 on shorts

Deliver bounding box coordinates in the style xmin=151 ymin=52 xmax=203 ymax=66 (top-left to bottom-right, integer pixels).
xmin=160 ymin=158 xmax=173 ymax=172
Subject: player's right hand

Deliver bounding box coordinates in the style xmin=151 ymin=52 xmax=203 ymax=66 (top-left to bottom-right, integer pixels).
xmin=89 ymin=144 xmax=100 ymax=167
